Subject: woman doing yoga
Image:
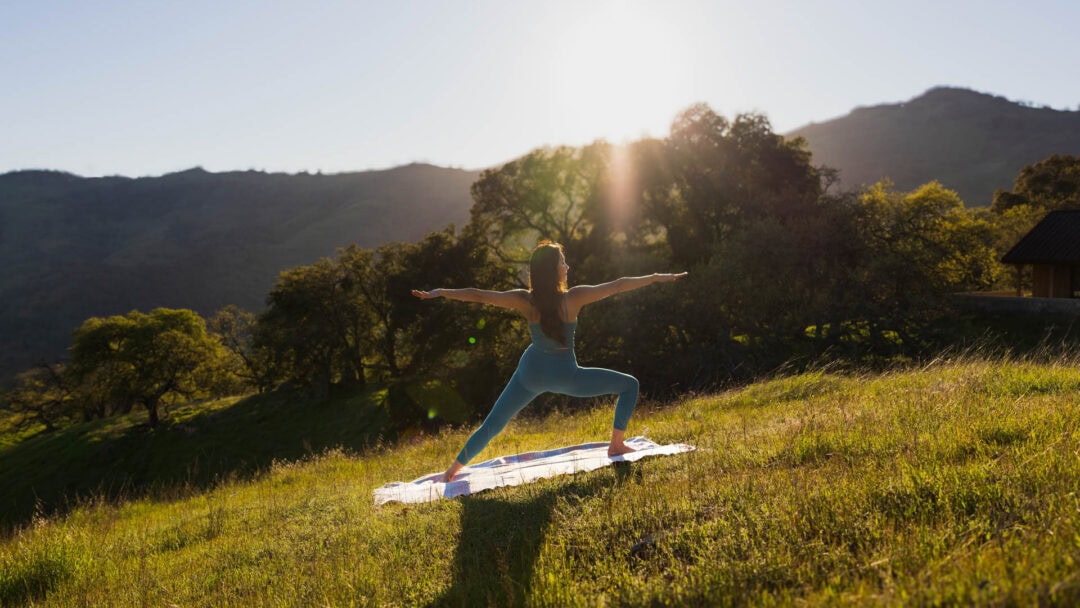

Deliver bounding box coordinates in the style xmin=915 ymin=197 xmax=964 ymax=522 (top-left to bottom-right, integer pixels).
xmin=412 ymin=240 xmax=686 ymax=482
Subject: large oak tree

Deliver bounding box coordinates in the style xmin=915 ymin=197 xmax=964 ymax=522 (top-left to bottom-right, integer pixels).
xmin=69 ymin=308 xmax=223 ymax=427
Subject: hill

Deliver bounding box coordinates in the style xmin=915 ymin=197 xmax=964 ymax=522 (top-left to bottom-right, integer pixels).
xmin=3 ymin=358 xmax=1080 ymax=605
xmin=0 ymin=164 xmax=479 ymax=380
xmin=788 ymin=87 xmax=1080 ymax=205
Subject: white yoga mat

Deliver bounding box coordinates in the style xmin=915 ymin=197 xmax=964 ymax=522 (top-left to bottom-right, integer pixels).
xmin=373 ymin=436 xmax=695 ymax=506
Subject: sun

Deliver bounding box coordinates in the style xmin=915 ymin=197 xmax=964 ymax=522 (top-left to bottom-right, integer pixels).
xmin=544 ymin=3 xmax=695 ymax=143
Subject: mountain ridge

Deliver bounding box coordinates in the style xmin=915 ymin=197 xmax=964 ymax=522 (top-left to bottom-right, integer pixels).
xmin=787 ymin=86 xmax=1080 ymax=205
xmin=0 ymin=163 xmax=480 ymax=379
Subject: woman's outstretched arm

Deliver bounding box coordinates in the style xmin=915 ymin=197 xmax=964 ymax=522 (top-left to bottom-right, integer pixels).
xmin=411 ymin=288 xmax=531 ymax=314
xmin=568 ymin=272 xmax=687 ymax=310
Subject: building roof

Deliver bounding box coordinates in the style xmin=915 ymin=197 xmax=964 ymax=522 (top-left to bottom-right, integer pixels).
xmin=1001 ymin=209 xmax=1080 ymax=264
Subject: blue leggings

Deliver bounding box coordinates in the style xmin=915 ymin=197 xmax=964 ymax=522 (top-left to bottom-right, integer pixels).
xmin=455 ymin=346 xmax=639 ymax=465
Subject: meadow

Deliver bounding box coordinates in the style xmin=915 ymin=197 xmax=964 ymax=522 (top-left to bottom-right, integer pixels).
xmin=3 ymin=354 xmax=1080 ymax=606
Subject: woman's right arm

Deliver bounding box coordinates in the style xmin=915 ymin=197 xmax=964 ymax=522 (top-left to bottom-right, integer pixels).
xmin=568 ymin=273 xmax=687 ymax=309
xmin=411 ymin=288 xmax=531 ymax=314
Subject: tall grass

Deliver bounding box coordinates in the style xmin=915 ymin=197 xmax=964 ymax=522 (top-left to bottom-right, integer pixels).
xmin=4 ymin=355 xmax=1080 ymax=606
xmin=0 ymin=386 xmax=390 ymax=531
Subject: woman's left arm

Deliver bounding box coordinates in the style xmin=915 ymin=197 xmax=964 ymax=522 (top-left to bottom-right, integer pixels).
xmin=568 ymin=272 xmax=687 ymax=308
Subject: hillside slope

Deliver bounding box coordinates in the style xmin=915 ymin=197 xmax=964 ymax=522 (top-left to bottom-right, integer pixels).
xmin=0 ymin=164 xmax=479 ymax=379
xmin=3 ymin=359 xmax=1080 ymax=605
xmin=789 ymin=87 xmax=1080 ymax=205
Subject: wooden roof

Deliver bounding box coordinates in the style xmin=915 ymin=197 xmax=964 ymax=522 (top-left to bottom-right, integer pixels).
xmin=1001 ymin=210 xmax=1080 ymax=264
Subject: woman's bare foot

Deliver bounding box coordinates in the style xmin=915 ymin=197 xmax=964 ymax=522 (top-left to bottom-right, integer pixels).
xmin=441 ymin=461 xmax=463 ymax=483
xmin=608 ymin=428 xmax=636 ymax=457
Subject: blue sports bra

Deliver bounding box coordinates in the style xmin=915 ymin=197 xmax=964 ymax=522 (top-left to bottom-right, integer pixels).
xmin=528 ymin=295 xmax=576 ymax=353
xmin=528 ymin=320 xmax=577 ymax=353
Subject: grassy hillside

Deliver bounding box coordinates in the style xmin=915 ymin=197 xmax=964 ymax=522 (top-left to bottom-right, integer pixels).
xmin=0 ymin=386 xmax=391 ymax=531
xmin=4 ymin=357 xmax=1080 ymax=606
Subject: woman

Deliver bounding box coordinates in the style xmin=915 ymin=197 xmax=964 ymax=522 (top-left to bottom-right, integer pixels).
xmin=412 ymin=240 xmax=686 ymax=482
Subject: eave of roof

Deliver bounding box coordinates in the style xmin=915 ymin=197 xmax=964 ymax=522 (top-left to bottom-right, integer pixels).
xmin=1000 ymin=210 xmax=1080 ymax=264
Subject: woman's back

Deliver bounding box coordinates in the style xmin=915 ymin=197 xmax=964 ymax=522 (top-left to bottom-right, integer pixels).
xmin=528 ymin=319 xmax=576 ymax=353
xmin=528 ymin=292 xmax=576 ymax=352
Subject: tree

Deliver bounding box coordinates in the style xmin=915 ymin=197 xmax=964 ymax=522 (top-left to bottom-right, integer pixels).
xmin=338 ymin=244 xmax=398 ymax=379
xmin=209 ymin=305 xmax=282 ymax=393
xmin=69 ymin=308 xmax=224 ymax=427
xmin=366 ymin=228 xmax=522 ymax=426
xmin=569 ymin=105 xmax=843 ymax=385
xmin=252 ymin=226 xmax=522 ymax=425
xmin=647 ymin=105 xmax=824 ymax=269
xmin=3 ymin=363 xmax=74 ymax=432
xmin=991 ymin=154 xmax=1080 ymax=213
xmin=468 ymin=142 xmax=617 ymax=282
xmin=258 ymin=258 xmax=360 ymax=400
xmin=845 ymin=181 xmax=1000 ymax=350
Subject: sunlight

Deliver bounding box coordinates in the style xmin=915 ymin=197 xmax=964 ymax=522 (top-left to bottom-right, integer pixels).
xmin=545 ymin=2 xmax=695 ymax=143
xmin=605 ymin=143 xmax=637 ymax=231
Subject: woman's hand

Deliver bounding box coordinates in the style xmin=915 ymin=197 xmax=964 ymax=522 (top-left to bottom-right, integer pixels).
xmin=411 ymin=289 xmax=441 ymax=300
xmin=656 ymin=272 xmax=688 ymax=283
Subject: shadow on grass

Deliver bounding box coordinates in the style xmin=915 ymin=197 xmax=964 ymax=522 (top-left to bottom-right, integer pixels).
xmin=0 ymin=385 xmax=391 ymax=533
xmin=431 ymin=462 xmax=637 ymax=607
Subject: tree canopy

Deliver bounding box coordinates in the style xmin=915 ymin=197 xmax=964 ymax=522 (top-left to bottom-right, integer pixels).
xmin=991 ymin=154 xmax=1080 ymax=213
xmin=69 ymin=308 xmax=225 ymax=427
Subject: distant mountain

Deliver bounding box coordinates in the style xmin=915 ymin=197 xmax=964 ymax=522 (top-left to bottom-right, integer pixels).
xmin=0 ymin=164 xmax=479 ymax=380
xmin=788 ymin=87 xmax=1080 ymax=205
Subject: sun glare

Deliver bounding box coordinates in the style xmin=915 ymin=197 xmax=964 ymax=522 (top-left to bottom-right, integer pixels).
xmin=605 ymin=143 xmax=637 ymax=231
xmin=546 ymin=3 xmax=694 ymax=143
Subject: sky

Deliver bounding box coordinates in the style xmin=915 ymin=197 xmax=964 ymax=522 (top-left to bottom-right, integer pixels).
xmin=3 ymin=0 xmax=1078 ymax=178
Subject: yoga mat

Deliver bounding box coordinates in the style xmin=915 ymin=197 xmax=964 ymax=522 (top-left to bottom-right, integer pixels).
xmin=373 ymin=436 xmax=695 ymax=506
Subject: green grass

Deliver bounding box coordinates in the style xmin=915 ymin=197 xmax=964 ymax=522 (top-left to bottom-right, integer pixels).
xmin=0 ymin=385 xmax=390 ymax=531
xmin=4 ymin=358 xmax=1080 ymax=606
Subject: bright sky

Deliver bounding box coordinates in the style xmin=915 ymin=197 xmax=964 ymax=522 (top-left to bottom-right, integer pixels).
xmin=3 ymin=0 xmax=1078 ymax=177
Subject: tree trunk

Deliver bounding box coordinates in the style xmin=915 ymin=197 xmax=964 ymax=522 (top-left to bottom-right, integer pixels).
xmin=146 ymin=397 xmax=160 ymax=428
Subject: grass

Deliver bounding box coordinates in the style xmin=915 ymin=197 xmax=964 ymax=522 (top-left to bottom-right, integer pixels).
xmin=4 ymin=356 xmax=1080 ymax=606
xmin=0 ymin=385 xmax=390 ymax=531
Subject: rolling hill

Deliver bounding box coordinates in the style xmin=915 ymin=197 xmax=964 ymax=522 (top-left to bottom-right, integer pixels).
xmin=788 ymin=87 xmax=1080 ymax=205
xmin=0 ymin=164 xmax=479 ymax=380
